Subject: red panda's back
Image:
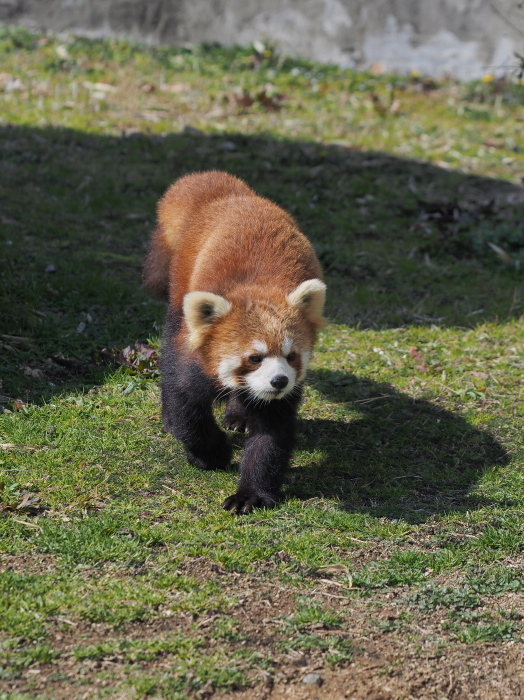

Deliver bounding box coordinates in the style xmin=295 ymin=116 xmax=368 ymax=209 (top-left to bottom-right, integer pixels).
xmin=188 ymin=194 xmax=322 ymax=299
xmin=144 ymin=171 xmax=252 ymax=301
xmin=147 ymin=171 xmax=321 ymax=308
xmin=158 ymin=171 xmax=253 ymax=248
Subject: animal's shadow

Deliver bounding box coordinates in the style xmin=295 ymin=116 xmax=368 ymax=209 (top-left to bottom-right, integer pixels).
xmin=286 ymin=369 xmax=508 ymax=521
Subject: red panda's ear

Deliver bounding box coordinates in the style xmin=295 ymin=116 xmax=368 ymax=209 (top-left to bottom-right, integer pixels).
xmin=183 ymin=291 xmax=231 ymax=350
xmin=287 ymin=279 xmax=326 ymax=328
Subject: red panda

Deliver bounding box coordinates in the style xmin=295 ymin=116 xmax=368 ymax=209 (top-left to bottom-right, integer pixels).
xmin=143 ymin=171 xmax=326 ymax=514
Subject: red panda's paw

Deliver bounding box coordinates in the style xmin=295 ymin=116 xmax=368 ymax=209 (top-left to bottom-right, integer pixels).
xmin=221 ymin=415 xmax=248 ymax=432
xmin=222 ymin=490 xmax=278 ymax=515
xmin=222 ymin=397 xmax=248 ymax=432
xmin=186 ymin=440 xmax=232 ymax=472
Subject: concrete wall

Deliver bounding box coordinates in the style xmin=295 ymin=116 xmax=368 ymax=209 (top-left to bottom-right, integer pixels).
xmin=1 ymin=0 xmax=522 ymax=80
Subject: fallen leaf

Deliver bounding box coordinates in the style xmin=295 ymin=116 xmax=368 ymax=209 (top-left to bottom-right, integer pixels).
xmin=100 ymin=341 xmax=159 ymax=376
xmin=1 ymin=215 xmax=18 ymax=225
xmin=83 ymin=81 xmax=117 ymax=93
xmin=309 ymin=165 xmax=324 ymax=177
xmin=0 ymin=74 xmax=26 ymax=92
xmin=55 ymin=45 xmax=70 ymax=60
xmin=316 ymin=564 xmax=350 ymax=575
xmin=409 ymin=346 xmax=429 ymax=372
xmin=12 ymin=518 xmax=42 ymax=530
xmin=22 ymin=367 xmax=44 ymax=379
xmin=390 ymin=98 xmax=401 ymax=113
xmin=233 ymin=91 xmax=255 ymax=108
xmin=160 ymin=82 xmax=189 ymax=93
xmin=253 ymin=40 xmax=266 ymax=55
xmin=488 ymin=242 xmax=514 ymax=264
xmin=0 ymin=443 xmax=37 ymax=451
xmin=139 ymin=110 xmax=163 ymax=123
xmin=0 ymin=334 xmax=34 ymax=343
xmin=17 ymin=493 xmax=41 ymax=510
xmin=183 ymin=125 xmax=204 ymax=135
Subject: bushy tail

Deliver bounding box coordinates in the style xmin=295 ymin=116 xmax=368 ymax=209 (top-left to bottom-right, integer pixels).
xmin=142 ymin=228 xmax=171 ymax=301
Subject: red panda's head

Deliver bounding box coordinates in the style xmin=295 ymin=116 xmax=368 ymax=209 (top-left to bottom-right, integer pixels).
xmin=182 ymin=279 xmax=326 ymax=401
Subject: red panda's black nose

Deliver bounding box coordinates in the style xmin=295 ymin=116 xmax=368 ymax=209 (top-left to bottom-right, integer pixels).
xmin=271 ymin=375 xmax=289 ymax=390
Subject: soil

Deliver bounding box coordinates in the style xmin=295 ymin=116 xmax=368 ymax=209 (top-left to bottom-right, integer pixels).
xmin=2 ymin=556 xmax=524 ymax=699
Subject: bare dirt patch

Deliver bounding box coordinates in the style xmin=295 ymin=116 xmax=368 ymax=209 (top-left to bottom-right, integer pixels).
xmin=2 ymin=557 xmax=524 ymax=699
xmin=0 ymin=551 xmax=57 ymax=576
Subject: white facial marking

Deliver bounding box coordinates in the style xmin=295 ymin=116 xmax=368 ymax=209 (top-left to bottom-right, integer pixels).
xmin=253 ymin=340 xmax=268 ymax=356
xmin=282 ymin=337 xmax=292 ymax=356
xmin=297 ymin=351 xmax=311 ymax=382
xmin=246 ymin=356 xmax=296 ymax=401
xmin=217 ymin=356 xmax=241 ymax=389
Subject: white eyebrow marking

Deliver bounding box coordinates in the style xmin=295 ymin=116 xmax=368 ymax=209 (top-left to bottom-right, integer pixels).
xmin=282 ymin=337 xmax=292 ymax=355
xmin=253 ymin=341 xmax=268 ymax=355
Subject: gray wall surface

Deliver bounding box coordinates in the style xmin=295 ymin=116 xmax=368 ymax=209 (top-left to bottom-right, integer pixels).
xmin=1 ymin=0 xmax=522 ymax=79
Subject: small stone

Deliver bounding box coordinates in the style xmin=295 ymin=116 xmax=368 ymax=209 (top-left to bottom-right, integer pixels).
xmin=183 ymin=125 xmax=204 ymax=135
xmin=219 ymin=140 xmax=236 ymax=151
xmin=302 ymin=673 xmax=323 ymax=686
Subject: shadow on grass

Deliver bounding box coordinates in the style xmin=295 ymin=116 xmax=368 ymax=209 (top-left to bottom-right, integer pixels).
xmin=0 ymin=123 xmax=519 ymax=517
xmin=286 ymin=369 xmax=509 ymax=521
xmin=2 ymin=123 xmax=523 ymax=402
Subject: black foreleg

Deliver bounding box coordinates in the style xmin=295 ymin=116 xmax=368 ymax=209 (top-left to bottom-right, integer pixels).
xmin=223 ymin=390 xmax=301 ymax=514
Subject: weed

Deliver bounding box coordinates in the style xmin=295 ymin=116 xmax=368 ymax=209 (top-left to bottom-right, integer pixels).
xmin=287 ymin=602 xmax=343 ymax=630
xmin=405 ymin=585 xmax=481 ymax=614
xmin=449 ymin=621 xmax=519 ymax=643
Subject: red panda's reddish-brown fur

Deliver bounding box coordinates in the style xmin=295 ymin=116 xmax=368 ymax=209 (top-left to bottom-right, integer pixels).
xmin=145 ymin=171 xmax=323 ymax=371
xmin=143 ymin=171 xmax=325 ymax=514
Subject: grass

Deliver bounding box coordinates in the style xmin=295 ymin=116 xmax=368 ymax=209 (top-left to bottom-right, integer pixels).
xmin=0 ymin=24 xmax=524 ymax=698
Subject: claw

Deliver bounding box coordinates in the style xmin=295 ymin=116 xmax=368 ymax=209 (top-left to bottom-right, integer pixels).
xmin=222 ymin=417 xmax=248 ymax=432
xmin=222 ymin=491 xmax=277 ymax=515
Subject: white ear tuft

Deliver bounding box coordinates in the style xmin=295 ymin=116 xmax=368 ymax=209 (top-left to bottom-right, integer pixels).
xmin=183 ymin=291 xmax=231 ymax=350
xmin=287 ymin=279 xmax=326 ymax=327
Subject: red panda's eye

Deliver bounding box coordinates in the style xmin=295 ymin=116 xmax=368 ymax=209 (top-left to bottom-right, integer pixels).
xmin=249 ymin=354 xmax=262 ymax=364
xmin=287 ymin=352 xmax=297 ymax=362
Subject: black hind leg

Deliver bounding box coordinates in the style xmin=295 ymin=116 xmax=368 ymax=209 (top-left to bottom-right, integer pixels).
xmin=222 ymin=393 xmax=248 ymax=432
xmin=162 ymin=378 xmax=232 ymax=470
xmin=160 ymin=310 xmax=232 ymax=471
